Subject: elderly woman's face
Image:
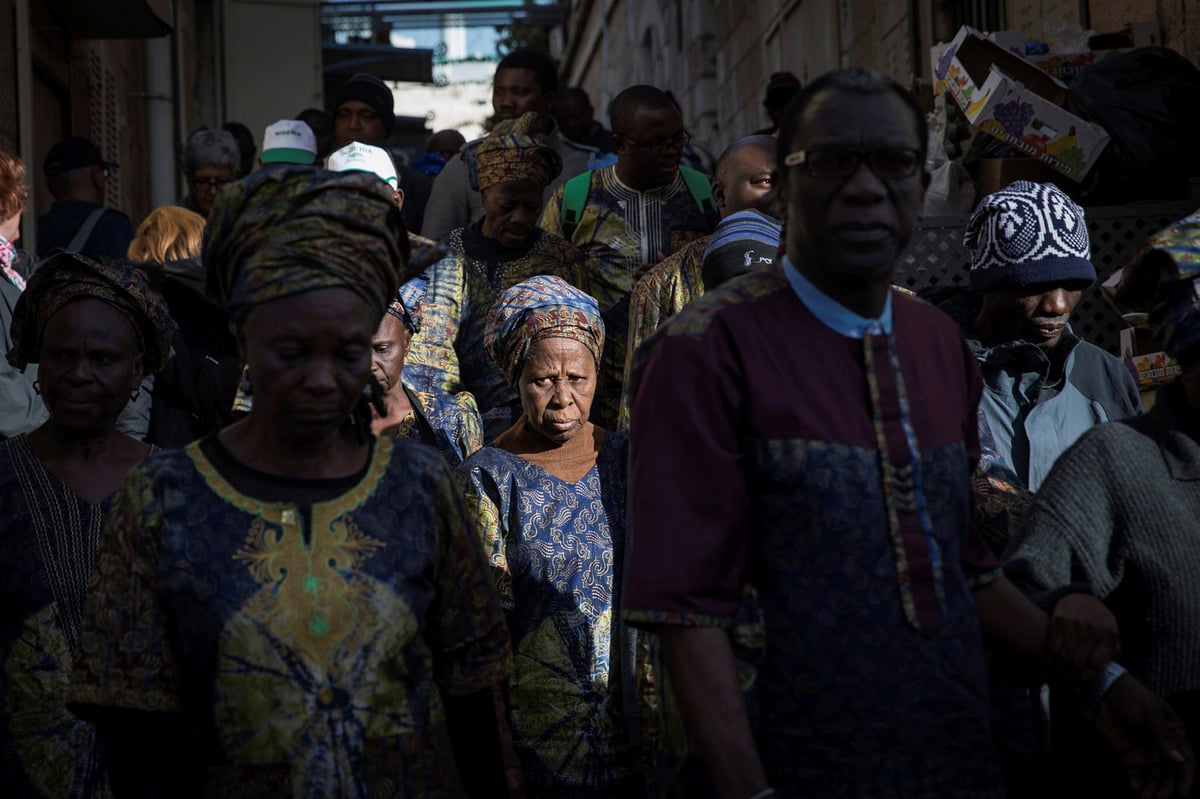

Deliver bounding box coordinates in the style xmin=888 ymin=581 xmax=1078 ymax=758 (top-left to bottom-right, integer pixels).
xmin=371 ymin=312 xmax=412 ymax=395
xmin=189 ymin=164 xmax=235 ymax=217
xmin=37 ymin=298 xmax=143 ymax=436
xmin=239 ymin=287 xmax=377 ymax=446
xmin=518 ymin=336 xmax=596 ymax=444
xmin=480 ymin=179 xmax=544 ymax=250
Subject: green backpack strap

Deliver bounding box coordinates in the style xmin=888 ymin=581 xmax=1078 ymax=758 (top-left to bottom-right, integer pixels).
xmin=679 ymin=165 xmax=717 ymax=217
xmin=560 ymin=170 xmax=593 ymax=240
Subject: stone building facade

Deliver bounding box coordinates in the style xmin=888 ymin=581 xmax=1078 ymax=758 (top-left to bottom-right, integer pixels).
xmin=552 ymin=0 xmax=1200 ymax=162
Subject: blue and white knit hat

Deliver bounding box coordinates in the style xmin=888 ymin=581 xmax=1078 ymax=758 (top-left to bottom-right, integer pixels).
xmin=964 ymin=181 xmax=1095 ymax=293
xmin=701 ymin=209 xmax=782 ymax=289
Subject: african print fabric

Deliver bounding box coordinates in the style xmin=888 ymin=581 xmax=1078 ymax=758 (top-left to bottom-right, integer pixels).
xmin=400 ymin=384 xmax=484 ymax=467
xmin=202 ymin=166 xmax=407 ymax=327
xmin=228 ymin=232 xmax=449 ymax=417
xmin=7 ymin=253 xmax=174 ymax=372
xmin=69 ymin=436 xmax=511 ymax=798
xmin=483 ymin=274 xmax=604 ymax=390
xmin=403 ymin=224 xmax=586 ymax=441
xmin=623 ymin=267 xmax=1003 ymax=797
xmin=1121 ymin=211 xmax=1200 ymax=359
xmin=457 ymin=433 xmax=644 ymax=798
xmin=540 ymin=165 xmax=717 ymax=428
xmin=0 ymin=434 xmax=112 ymax=798
xmin=474 ymin=112 xmax=562 ymax=192
xmin=617 ymin=236 xmax=709 ymax=430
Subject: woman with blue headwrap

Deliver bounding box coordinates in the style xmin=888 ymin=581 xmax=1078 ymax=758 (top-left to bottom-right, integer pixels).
xmin=1006 ymin=213 xmax=1200 ymax=797
xmin=457 ymin=275 xmax=647 ymax=798
xmin=67 ymin=166 xmax=513 ymax=798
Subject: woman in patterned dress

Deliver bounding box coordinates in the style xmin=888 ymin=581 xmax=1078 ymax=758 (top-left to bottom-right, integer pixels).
xmin=370 ymin=276 xmax=483 ymax=466
xmin=405 ymin=112 xmax=587 ymax=441
xmin=67 ymin=166 xmax=514 ymax=798
xmin=457 ymin=275 xmax=645 ymax=798
xmin=0 ymin=253 xmax=173 ymax=798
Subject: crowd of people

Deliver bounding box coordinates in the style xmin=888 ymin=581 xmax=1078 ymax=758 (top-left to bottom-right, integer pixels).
xmin=0 ymin=43 xmax=1199 ymax=799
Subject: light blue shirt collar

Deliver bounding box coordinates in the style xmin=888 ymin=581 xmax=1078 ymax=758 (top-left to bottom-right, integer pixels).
xmin=782 ymin=254 xmax=893 ymax=338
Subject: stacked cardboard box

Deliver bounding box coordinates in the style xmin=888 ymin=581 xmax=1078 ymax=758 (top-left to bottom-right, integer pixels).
xmin=933 ymin=26 xmax=1111 ymax=183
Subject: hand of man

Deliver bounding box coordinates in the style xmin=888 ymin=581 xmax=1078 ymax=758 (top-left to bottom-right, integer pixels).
xmin=1043 ymin=593 xmax=1121 ymax=684
xmin=1095 ymin=674 xmax=1194 ymax=799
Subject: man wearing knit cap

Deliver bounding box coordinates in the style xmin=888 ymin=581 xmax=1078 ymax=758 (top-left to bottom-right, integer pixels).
xmin=964 ymin=180 xmax=1140 ymax=491
xmin=332 ymin=72 xmax=434 ymax=236
xmin=623 ymin=69 xmax=1192 ymax=799
xmin=421 ymin=48 xmax=596 ymax=240
xmin=700 ymin=209 xmax=781 ymax=289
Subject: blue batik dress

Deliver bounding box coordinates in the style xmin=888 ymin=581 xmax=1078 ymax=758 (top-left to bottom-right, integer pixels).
xmin=457 ymin=432 xmax=643 ymax=799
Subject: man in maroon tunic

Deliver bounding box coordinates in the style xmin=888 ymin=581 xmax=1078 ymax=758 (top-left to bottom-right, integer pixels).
xmin=623 ymin=68 xmax=1193 ymax=799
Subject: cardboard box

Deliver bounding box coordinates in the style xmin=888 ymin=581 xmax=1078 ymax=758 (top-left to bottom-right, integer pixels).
xmin=975 ymin=157 xmax=1077 ymax=202
xmin=1119 ymin=326 xmax=1180 ymax=389
xmin=934 ymin=26 xmax=1110 ymax=182
xmin=930 ymin=31 xmax=1024 ymax=95
xmin=1027 ymin=21 xmax=1161 ymax=80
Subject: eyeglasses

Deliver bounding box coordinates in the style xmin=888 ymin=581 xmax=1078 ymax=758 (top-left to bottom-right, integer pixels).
xmin=191 ymin=178 xmax=232 ymax=192
xmin=784 ymin=149 xmax=922 ymax=180
xmin=624 ymin=131 xmax=690 ymax=155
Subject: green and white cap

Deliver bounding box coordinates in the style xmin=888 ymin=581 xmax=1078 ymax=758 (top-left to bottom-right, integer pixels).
xmin=326 ymin=141 xmax=398 ymax=188
xmin=260 ymin=119 xmax=317 ymax=165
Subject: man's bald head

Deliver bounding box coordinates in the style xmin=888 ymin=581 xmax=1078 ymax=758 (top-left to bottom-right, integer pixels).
xmin=713 ymin=134 xmax=778 ymax=217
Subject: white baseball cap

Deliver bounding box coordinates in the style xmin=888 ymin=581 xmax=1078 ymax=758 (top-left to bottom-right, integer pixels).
xmin=260 ymin=119 xmax=317 ymax=165
xmin=326 ymin=141 xmax=398 ymax=188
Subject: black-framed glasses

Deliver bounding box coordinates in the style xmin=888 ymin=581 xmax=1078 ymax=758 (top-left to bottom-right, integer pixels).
xmin=191 ymin=177 xmax=231 ymax=192
xmin=784 ymin=148 xmax=921 ymax=180
xmin=624 ymin=131 xmax=690 ymax=155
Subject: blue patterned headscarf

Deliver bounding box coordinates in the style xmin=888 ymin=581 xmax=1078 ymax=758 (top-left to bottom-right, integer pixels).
xmin=387 ymin=273 xmax=428 ymax=333
xmin=484 ymin=275 xmax=604 ymax=389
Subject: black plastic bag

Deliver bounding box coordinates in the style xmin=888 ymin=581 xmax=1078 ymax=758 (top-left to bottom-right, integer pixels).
xmin=1067 ymin=47 xmax=1200 ymax=203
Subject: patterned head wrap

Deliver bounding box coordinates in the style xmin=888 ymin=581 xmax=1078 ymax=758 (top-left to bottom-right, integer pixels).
xmin=484 ymin=275 xmax=604 ymax=389
xmin=474 ymin=112 xmax=563 ymax=193
xmin=7 ymin=252 xmax=175 ymax=371
xmin=1120 ymin=212 xmax=1200 ymax=360
xmin=203 ymin=165 xmax=409 ymax=329
xmin=387 ymin=273 xmax=429 ymax=334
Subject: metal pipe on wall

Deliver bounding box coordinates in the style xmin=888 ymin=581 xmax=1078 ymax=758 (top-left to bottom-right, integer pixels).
xmin=15 ymin=0 xmax=36 ymax=248
xmin=145 ymin=35 xmax=176 ymax=209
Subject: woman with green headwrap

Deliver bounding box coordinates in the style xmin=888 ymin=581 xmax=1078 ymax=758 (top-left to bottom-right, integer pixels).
xmin=67 ymin=166 xmax=514 ymax=798
xmin=405 ymin=111 xmax=588 ymax=441
xmin=0 ymin=253 xmax=173 ymax=798
xmin=1005 ymin=213 xmax=1200 ymax=797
